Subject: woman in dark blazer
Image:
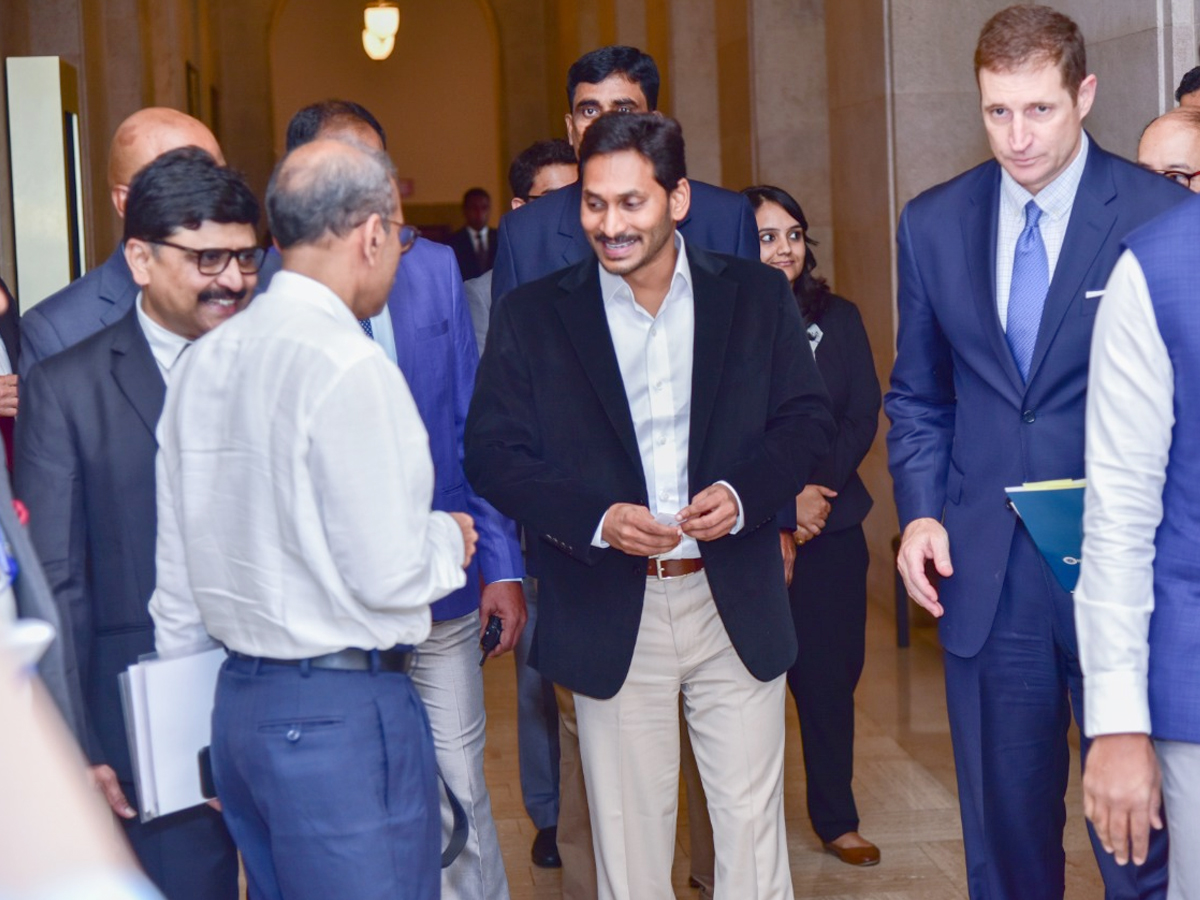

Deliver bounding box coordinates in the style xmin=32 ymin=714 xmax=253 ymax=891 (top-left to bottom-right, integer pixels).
xmin=744 ymin=185 xmax=882 ymax=867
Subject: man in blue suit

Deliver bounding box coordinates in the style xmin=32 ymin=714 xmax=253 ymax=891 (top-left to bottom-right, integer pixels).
xmin=19 ymin=108 xmax=223 ymax=377
xmin=490 ymin=45 xmax=758 ymax=306
xmin=15 ymin=148 xmax=255 ymax=900
xmin=259 ymin=100 xmax=526 ymax=900
xmin=886 ymin=7 xmax=1187 ymax=899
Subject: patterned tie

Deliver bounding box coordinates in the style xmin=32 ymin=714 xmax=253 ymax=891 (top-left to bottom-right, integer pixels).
xmin=1006 ymin=200 xmax=1049 ymax=382
xmin=359 ymin=318 xmax=374 ymax=339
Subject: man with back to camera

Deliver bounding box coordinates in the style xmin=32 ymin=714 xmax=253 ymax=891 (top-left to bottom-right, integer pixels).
xmin=15 ymin=147 xmax=259 ymax=900
xmin=886 ymin=6 xmax=1187 ymax=898
xmin=1137 ymin=107 xmax=1200 ymax=192
xmin=450 ymin=188 xmax=497 ymax=281
xmin=149 ymin=137 xmax=478 ymax=900
xmin=466 ymin=112 xmax=834 ymax=900
xmin=19 ymin=108 xmax=223 ymax=377
xmin=465 ymin=138 xmax=578 ymax=357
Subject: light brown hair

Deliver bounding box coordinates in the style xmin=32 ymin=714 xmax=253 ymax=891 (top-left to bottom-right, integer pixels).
xmin=974 ymin=5 xmax=1087 ymax=102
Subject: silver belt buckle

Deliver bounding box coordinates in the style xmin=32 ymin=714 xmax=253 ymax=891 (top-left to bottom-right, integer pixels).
xmin=650 ymin=557 xmax=676 ymax=580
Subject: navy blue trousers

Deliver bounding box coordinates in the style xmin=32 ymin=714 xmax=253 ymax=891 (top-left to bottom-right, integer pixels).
xmin=944 ymin=530 xmax=1168 ymax=900
xmin=121 ymin=789 xmax=238 ymax=900
xmin=211 ymin=655 xmax=440 ymax=900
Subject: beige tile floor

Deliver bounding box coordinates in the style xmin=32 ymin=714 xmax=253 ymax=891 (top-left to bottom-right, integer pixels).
xmin=483 ymin=597 xmax=1108 ymax=899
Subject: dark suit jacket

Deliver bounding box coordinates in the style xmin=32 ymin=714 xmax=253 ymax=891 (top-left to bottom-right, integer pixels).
xmin=885 ymin=138 xmax=1188 ymax=658
xmin=491 ymin=178 xmax=760 ymax=304
xmin=15 ymin=309 xmax=163 ymax=781
xmin=449 ymin=226 xmax=496 ymax=281
xmin=465 ymin=245 xmax=835 ymax=698
xmin=19 ymin=245 xmax=139 ymax=378
xmin=806 ymin=294 xmax=880 ymax=533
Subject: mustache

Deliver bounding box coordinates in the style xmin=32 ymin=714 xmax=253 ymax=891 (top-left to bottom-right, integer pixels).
xmin=199 ymin=287 xmax=247 ymax=303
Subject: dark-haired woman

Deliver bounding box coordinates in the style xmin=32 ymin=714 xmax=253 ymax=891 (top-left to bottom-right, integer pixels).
xmin=744 ymin=185 xmax=882 ymax=866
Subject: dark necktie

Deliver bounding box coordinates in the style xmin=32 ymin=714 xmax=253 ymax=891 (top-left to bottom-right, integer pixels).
xmin=475 ymin=232 xmax=488 ymax=270
xmin=1006 ymin=200 xmax=1049 ymax=381
xmin=359 ymin=318 xmax=374 ymax=339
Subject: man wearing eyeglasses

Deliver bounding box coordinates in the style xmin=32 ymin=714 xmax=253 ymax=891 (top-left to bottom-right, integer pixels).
xmin=1138 ymin=107 xmax=1200 ymax=193
xmin=13 ymin=147 xmax=259 ymax=900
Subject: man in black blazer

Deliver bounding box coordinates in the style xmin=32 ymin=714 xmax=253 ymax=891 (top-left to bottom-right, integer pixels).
xmin=490 ymin=45 xmax=759 ymax=306
xmin=466 ymin=113 xmax=832 ymax=900
xmin=449 ymin=187 xmax=497 ymax=281
xmin=14 ymin=148 xmax=261 ymax=900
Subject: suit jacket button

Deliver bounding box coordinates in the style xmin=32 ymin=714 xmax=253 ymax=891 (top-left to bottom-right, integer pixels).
xmin=1022 ymin=410 xmax=1036 ymax=423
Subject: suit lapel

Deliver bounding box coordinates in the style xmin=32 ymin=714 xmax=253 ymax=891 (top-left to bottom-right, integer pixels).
xmin=687 ymin=250 xmax=736 ymax=473
xmin=99 ymin=247 xmax=139 ymax=328
xmin=110 ymin=312 xmax=166 ymax=440
xmin=1026 ymin=146 xmax=1116 ymax=383
xmin=553 ymin=263 xmax=642 ymax=473
xmin=964 ymin=168 xmax=1025 ymax=396
xmin=556 ymin=183 xmax=592 ymax=269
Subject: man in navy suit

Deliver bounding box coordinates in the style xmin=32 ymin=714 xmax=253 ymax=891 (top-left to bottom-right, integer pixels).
xmin=19 ymin=108 xmax=222 ymax=378
xmin=490 ymin=45 xmax=758 ymax=306
xmin=448 ymin=188 xmax=497 ymax=281
xmin=886 ymin=7 xmax=1187 ymax=899
xmin=14 ymin=148 xmax=257 ymax=900
xmin=259 ymin=100 xmax=525 ymax=900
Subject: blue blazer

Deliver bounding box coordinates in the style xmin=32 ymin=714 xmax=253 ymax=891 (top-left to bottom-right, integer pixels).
xmin=491 ymin=178 xmax=760 ymax=304
xmin=19 ymin=246 xmax=139 ymax=378
xmin=258 ymin=242 xmax=524 ymax=622
xmin=885 ymin=139 xmax=1188 ymax=658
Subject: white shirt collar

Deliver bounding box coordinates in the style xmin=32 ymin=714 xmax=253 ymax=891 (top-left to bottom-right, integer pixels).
xmin=135 ymin=292 xmax=190 ymax=374
xmin=598 ymin=231 xmax=692 ymax=313
xmin=1000 ymin=131 xmax=1090 ymax=222
xmin=269 ymin=270 xmax=362 ymax=331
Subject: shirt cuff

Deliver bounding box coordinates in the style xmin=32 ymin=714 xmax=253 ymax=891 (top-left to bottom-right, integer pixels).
xmin=715 ymin=480 xmax=745 ymax=534
xmin=1084 ymin=670 xmax=1152 ymax=737
xmin=484 ymin=577 xmax=522 ymax=584
xmin=592 ymin=510 xmax=610 ymax=549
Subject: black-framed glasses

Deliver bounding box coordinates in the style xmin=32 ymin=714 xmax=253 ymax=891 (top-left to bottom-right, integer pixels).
xmin=387 ymin=221 xmax=420 ymax=253
xmin=149 ymin=239 xmax=267 ymax=276
xmin=1155 ymin=169 xmax=1200 ymax=188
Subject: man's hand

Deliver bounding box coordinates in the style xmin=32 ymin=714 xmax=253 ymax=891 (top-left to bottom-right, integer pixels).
xmin=601 ymin=504 xmax=682 ymax=556
xmin=794 ymin=485 xmax=837 ymax=544
xmin=1083 ymin=733 xmax=1164 ymax=866
xmin=779 ymin=531 xmax=796 ymax=586
xmin=479 ymin=581 xmax=527 ymax=659
xmin=678 ymin=484 xmax=739 ymax=542
xmin=450 ymin=513 xmax=478 ymax=569
xmin=0 ymin=374 xmax=17 ymax=417
xmin=896 ymin=517 xmax=953 ymax=617
xmin=89 ymin=764 xmax=136 ymax=819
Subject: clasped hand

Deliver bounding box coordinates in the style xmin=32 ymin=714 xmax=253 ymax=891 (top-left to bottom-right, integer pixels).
xmin=601 ymin=484 xmax=738 ymax=556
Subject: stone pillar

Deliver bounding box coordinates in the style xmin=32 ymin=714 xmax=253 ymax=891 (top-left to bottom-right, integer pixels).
xmin=670 ymin=0 xmax=721 ymax=183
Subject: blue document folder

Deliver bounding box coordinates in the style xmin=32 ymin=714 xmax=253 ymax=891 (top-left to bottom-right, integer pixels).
xmin=1005 ymin=479 xmax=1085 ymax=593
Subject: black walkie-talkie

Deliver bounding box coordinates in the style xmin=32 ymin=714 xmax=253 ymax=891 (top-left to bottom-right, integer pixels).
xmin=479 ymin=614 xmax=503 ymax=666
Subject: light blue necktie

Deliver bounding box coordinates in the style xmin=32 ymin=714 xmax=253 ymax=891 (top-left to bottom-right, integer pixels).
xmin=358 ymin=318 xmax=374 ymax=339
xmin=1006 ymin=200 xmax=1048 ymax=381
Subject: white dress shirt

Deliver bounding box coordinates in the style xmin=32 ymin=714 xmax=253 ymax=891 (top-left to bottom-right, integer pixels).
xmin=1076 ymin=249 xmax=1173 ymax=737
xmin=996 ymin=132 xmax=1090 ymax=328
xmin=150 ymin=271 xmax=466 ymax=658
xmin=135 ymin=293 xmax=190 ymax=382
xmin=590 ymin=233 xmax=742 ymax=559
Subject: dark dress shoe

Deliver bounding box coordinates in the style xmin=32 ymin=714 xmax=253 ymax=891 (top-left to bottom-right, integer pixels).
xmin=822 ymin=833 xmax=880 ymax=866
xmin=531 ymin=826 xmax=562 ymax=868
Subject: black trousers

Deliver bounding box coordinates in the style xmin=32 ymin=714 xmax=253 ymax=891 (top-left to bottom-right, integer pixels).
xmin=785 ymin=523 xmax=868 ymax=843
xmin=121 ymin=788 xmax=239 ymax=900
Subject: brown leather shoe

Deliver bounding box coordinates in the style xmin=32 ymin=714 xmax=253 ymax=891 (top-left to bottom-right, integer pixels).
xmin=822 ymin=833 xmax=880 ymax=866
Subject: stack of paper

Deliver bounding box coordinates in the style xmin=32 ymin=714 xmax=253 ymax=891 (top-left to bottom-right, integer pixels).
xmin=1005 ymin=479 xmax=1085 ymax=592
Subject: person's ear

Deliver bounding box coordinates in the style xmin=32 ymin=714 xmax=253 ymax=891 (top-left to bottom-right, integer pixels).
xmin=511 ymin=197 xmax=526 ymax=210
xmin=112 ymin=184 xmax=130 ymax=218
xmin=124 ymin=239 xmax=154 ymax=288
xmin=669 ymin=177 xmax=691 ymax=224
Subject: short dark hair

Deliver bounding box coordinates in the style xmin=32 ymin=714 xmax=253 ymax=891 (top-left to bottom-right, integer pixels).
xmin=285 ymin=100 xmax=387 ymax=151
xmin=1176 ymin=66 xmax=1200 ymax=103
xmin=124 ymin=147 xmax=259 ymax=244
xmin=462 ymin=187 xmax=490 ymax=206
xmin=742 ymin=184 xmax=831 ymax=323
xmin=267 ymin=143 xmax=397 ymax=249
xmin=974 ymin=5 xmax=1087 ymax=102
xmin=579 ymin=113 xmax=685 ymax=196
xmin=508 ymin=139 xmax=577 ymax=200
xmin=567 ymin=46 xmax=660 ymax=111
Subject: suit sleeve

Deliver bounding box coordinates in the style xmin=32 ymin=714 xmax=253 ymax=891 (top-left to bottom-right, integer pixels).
xmin=444 ymin=251 xmax=524 ymax=584
xmin=18 ymin=308 xmax=65 ymax=379
xmin=810 ymin=302 xmax=881 ymax=490
xmin=491 ymin=212 xmax=519 ymax=308
xmin=13 ymin=365 xmax=98 ymax=759
xmin=733 ymin=194 xmax=762 ymax=262
xmin=884 ymin=205 xmax=956 ymax=527
xmin=465 ymin=299 xmax=614 ymax=565
xmin=717 ymin=274 xmax=836 ymax=529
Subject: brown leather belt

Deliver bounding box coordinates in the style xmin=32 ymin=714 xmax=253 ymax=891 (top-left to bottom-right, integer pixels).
xmin=647 ymin=557 xmax=705 ymax=580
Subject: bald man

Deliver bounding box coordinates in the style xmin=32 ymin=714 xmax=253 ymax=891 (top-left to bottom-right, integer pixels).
xmin=1138 ymin=107 xmax=1200 ymax=193
xmin=19 ymin=108 xmax=222 ymax=378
